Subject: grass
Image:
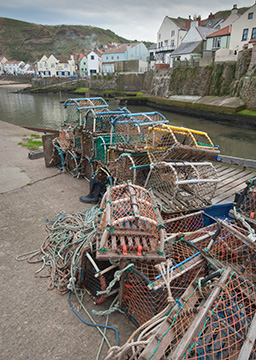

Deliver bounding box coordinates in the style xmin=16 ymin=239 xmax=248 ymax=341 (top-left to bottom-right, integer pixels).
xmin=75 ymin=87 xmax=90 ymax=93
xmin=237 ymin=109 xmax=256 ymax=117
xmin=18 ymin=134 xmax=43 ymax=150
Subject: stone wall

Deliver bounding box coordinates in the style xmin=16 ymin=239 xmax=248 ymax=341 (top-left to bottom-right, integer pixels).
xmin=77 ymin=48 xmax=256 ymax=110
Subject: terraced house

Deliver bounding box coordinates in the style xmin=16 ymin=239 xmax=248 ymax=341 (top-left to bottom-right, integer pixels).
xmin=101 ymin=42 xmax=148 ymax=74
xmin=36 ymin=54 xmax=76 ymax=77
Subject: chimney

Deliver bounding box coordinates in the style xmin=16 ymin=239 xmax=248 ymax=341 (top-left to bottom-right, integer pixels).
xmin=232 ymin=4 xmax=238 ymax=14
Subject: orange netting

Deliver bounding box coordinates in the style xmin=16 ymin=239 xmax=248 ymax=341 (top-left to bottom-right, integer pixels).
xmin=105 ymin=268 xmax=256 ymax=360
xmin=121 ymin=237 xmax=208 ymax=327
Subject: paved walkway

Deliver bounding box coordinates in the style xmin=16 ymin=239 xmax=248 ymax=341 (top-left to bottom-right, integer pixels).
xmin=0 ymin=120 xmax=135 ymax=360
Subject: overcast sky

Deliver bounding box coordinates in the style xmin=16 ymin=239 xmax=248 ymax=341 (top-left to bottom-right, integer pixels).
xmin=1 ymin=0 xmax=254 ymax=42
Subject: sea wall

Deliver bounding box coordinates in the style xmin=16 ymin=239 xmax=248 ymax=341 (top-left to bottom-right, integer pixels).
xmin=89 ymin=49 xmax=256 ymax=110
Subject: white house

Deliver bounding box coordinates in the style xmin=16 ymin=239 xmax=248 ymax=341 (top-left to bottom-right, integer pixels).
xmin=0 ymin=57 xmax=8 ymax=75
xmin=87 ymin=50 xmax=101 ymax=76
xmin=229 ymin=3 xmax=256 ymax=53
xmin=220 ymin=4 xmax=241 ymax=29
xmin=4 ymin=61 xmax=25 ymax=75
xmin=36 ymin=54 xmax=76 ymax=77
xmin=101 ymin=42 xmax=148 ymax=74
xmin=170 ymin=20 xmax=216 ymax=66
xmin=156 ymin=16 xmax=190 ymax=64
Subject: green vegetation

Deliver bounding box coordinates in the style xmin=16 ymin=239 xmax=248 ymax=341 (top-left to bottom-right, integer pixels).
xmin=75 ymin=87 xmax=90 ymax=93
xmin=237 ymin=109 xmax=256 ymax=117
xmin=0 ymin=17 xmax=131 ymax=62
xmin=18 ymin=134 xmax=43 ymax=150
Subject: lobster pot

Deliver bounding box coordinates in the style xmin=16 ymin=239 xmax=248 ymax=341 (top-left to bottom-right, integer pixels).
xmin=114 ymin=152 xmax=150 ymax=186
xmin=63 ymin=97 xmax=109 ymax=127
xmin=146 ymin=123 xmax=220 ymax=163
xmin=139 ymin=268 xmax=256 ymax=360
xmin=122 ymin=238 xmax=208 ymax=327
xmin=96 ymin=183 xmax=165 ymax=261
xmin=145 ymin=161 xmax=219 ymax=213
xmin=192 ymin=221 xmax=256 ymax=285
xmin=230 ymin=177 xmax=256 ymax=230
xmin=78 ymin=248 xmax=118 ymax=304
xmin=111 ymin=112 xmax=167 ymax=152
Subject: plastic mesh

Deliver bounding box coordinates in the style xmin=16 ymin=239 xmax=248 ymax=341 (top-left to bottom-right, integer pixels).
xmin=145 ymin=161 xmax=219 ymax=213
xmin=114 ymin=152 xmax=150 ymax=186
xmin=84 ymin=108 xmax=130 ymax=133
xmin=163 ymin=211 xmax=205 ymax=234
xmin=138 ymin=269 xmax=256 ymax=360
xmin=146 ymin=123 xmax=219 ymax=163
xmin=63 ymin=97 xmax=109 ymax=127
xmin=121 ymin=238 xmax=208 ymax=327
xmin=233 ymin=178 xmax=256 ymax=230
xmin=78 ymin=248 xmax=118 ymax=304
xmin=195 ymin=221 xmax=256 ymax=285
xmin=111 ymin=112 xmax=167 ymax=151
xmin=96 ymin=183 xmax=165 ymax=261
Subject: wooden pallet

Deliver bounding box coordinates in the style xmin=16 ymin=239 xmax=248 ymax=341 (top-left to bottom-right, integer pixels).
xmin=212 ymin=162 xmax=256 ymax=204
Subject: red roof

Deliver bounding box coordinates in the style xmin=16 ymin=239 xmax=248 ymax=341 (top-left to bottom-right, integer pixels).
xmin=206 ymin=25 xmax=232 ymax=38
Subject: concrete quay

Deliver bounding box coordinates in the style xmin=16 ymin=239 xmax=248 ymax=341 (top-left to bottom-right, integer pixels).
xmin=0 ymin=120 xmax=135 ymax=360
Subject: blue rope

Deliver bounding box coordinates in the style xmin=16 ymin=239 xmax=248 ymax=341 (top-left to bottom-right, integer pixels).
xmin=67 ymin=291 xmax=119 ymax=346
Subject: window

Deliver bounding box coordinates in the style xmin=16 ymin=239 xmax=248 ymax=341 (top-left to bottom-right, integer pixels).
xmin=51 ymin=63 xmax=55 ymax=68
xmin=165 ymin=40 xmax=168 ymax=47
xmin=251 ymin=27 xmax=256 ymax=40
xmin=117 ymin=56 xmax=119 ymax=59
xmin=106 ymin=56 xmax=108 ymax=60
xmin=213 ymin=37 xmax=221 ymax=49
xmin=91 ymin=55 xmax=94 ymax=60
xmin=242 ymin=28 xmax=249 ymax=41
xmin=248 ymin=12 xmax=253 ymax=19
xmin=171 ymin=40 xmax=174 ymax=47
xmin=111 ymin=56 xmax=114 ymax=60
xmin=171 ymin=30 xmax=175 ymax=37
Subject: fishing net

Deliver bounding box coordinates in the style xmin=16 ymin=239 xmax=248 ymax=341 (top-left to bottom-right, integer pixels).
xmin=84 ymin=108 xmax=130 ymax=133
xmin=63 ymin=97 xmax=109 ymax=127
xmin=114 ymin=152 xmax=150 ymax=186
xmin=78 ymin=248 xmax=119 ymax=304
xmin=145 ymin=161 xmax=219 ymax=213
xmin=96 ymin=183 xmax=165 ymax=261
xmin=230 ymin=177 xmax=256 ymax=231
xmin=106 ymin=268 xmax=256 ymax=360
xmin=192 ymin=220 xmax=256 ymax=285
xmin=163 ymin=210 xmax=205 ymax=234
xmin=111 ymin=112 xmax=167 ymax=152
xmin=121 ymin=237 xmax=208 ymax=327
xmin=146 ymin=123 xmax=219 ymax=163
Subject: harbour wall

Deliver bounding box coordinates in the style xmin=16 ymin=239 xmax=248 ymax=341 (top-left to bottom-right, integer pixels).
xmin=89 ymin=49 xmax=256 ymax=110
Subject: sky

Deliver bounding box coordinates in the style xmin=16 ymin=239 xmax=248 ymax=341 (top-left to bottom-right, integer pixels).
xmin=0 ymin=0 xmax=254 ymax=42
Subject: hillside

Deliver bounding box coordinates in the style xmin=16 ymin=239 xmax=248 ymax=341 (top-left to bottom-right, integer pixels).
xmin=0 ymin=17 xmax=130 ymax=62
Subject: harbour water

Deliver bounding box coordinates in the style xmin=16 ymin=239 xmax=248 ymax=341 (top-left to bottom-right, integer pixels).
xmin=0 ymin=84 xmax=255 ymax=160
